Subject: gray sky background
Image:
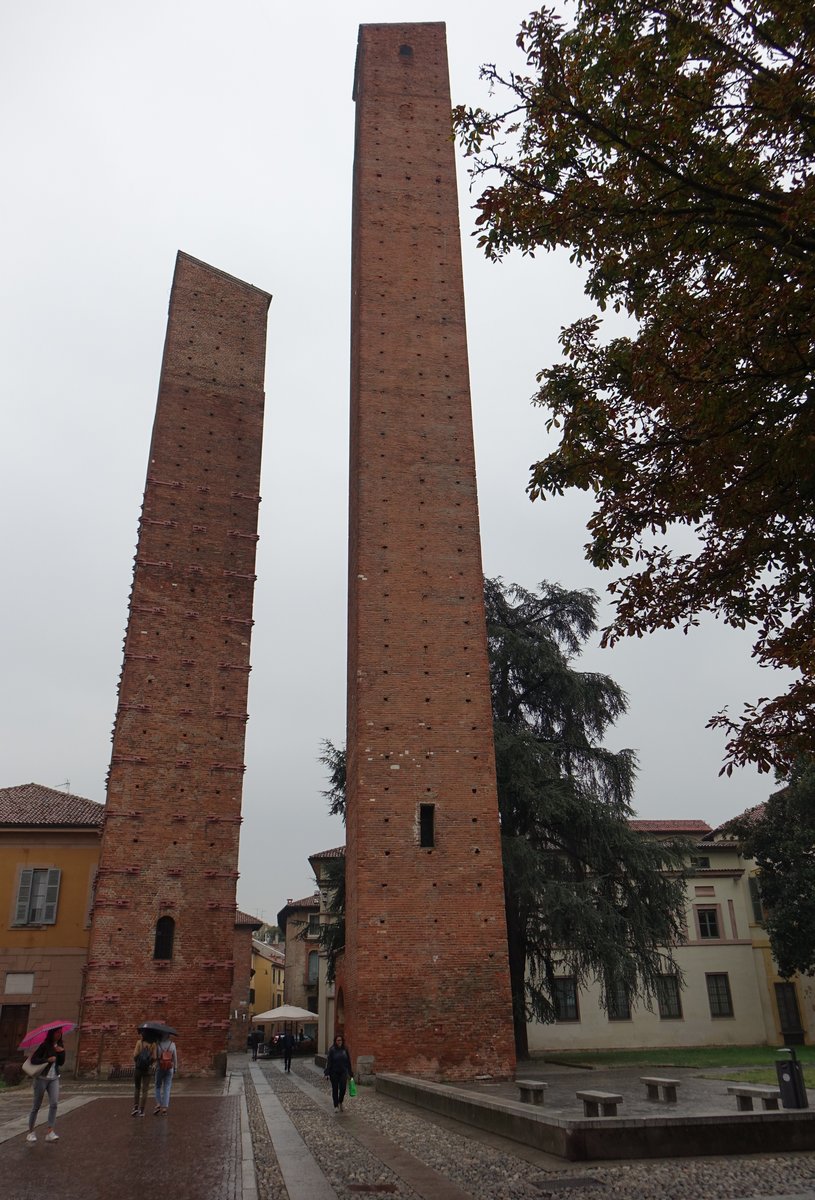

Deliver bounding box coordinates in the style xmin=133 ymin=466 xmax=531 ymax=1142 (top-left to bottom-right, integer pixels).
xmin=1 ymin=1 xmax=783 ymax=924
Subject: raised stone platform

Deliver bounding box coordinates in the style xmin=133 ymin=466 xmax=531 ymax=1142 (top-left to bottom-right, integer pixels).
xmin=375 ymin=1068 xmax=815 ymax=1162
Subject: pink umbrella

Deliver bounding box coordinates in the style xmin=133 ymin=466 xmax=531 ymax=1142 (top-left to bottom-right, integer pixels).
xmin=18 ymin=1020 xmax=76 ymax=1050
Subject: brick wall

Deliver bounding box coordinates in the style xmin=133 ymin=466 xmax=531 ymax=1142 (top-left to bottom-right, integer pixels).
xmin=345 ymin=23 xmax=516 ymax=1080
xmin=78 ymin=252 xmax=270 ymax=1075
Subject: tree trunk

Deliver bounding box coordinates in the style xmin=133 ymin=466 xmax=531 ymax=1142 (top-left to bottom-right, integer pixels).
xmin=505 ymin=895 xmax=529 ymax=1060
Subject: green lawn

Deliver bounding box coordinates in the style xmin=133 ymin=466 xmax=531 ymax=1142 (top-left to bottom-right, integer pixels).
xmin=541 ymin=1045 xmax=815 ymax=1072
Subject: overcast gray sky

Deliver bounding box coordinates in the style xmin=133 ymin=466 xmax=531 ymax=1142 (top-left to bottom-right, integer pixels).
xmin=1 ymin=1 xmax=782 ymax=923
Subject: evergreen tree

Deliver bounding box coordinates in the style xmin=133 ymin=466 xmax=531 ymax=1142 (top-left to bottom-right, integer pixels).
xmin=486 ymin=578 xmax=687 ymax=1056
xmin=730 ymin=760 xmax=815 ymax=979
xmin=321 ymin=579 xmax=689 ymax=1057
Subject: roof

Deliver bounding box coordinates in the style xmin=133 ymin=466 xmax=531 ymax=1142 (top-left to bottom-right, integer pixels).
xmin=700 ymin=803 xmax=766 ymax=841
xmin=236 ymin=910 xmax=263 ymax=929
xmin=0 ymin=783 xmax=104 ymax=828
xmin=629 ymin=820 xmax=712 ymax=835
xmin=308 ymin=846 xmax=345 ymax=861
xmin=282 ymin=894 xmax=320 ymax=910
xmin=276 ymin=892 xmax=319 ymax=933
xmin=252 ymin=938 xmax=285 ymax=962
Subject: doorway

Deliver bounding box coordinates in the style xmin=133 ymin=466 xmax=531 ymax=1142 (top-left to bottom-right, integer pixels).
xmin=0 ymin=1004 xmax=30 ymax=1062
xmin=775 ymin=982 xmax=805 ymax=1045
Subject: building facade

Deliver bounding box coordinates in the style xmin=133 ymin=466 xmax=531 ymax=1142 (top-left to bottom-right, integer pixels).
xmin=528 ymin=819 xmax=814 ymax=1053
xmin=0 ymin=784 xmax=102 ymax=1070
xmin=276 ymin=894 xmax=320 ymax=1018
xmin=250 ymin=937 xmax=285 ymax=1019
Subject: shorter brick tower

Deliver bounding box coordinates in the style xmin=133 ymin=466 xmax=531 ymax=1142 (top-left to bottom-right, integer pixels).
xmin=79 ymin=252 xmax=270 ymax=1075
xmin=344 ymin=24 xmax=516 ymax=1080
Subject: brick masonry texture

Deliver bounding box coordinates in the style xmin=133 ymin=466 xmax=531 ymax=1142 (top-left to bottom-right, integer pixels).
xmin=79 ymin=252 xmax=270 ymax=1075
xmin=344 ymin=23 xmax=516 ymax=1080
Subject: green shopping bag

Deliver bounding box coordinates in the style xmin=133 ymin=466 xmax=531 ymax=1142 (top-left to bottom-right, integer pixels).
xmin=348 ymin=1076 xmax=357 ymax=1097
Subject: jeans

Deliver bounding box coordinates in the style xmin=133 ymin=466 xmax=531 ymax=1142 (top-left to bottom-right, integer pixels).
xmin=134 ymin=1069 xmax=151 ymax=1111
xmin=329 ymin=1073 xmax=348 ymax=1108
xmin=29 ymin=1076 xmax=59 ymax=1129
xmin=155 ymin=1068 xmax=173 ymax=1109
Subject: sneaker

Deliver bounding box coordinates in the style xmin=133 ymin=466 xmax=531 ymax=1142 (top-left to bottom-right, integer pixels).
xmin=137 ymin=1109 xmax=145 ymax=1117
xmin=26 ymin=1132 xmax=37 ymax=1143
xmin=339 ymin=1103 xmax=344 ymax=1112
xmin=45 ymin=1131 xmax=59 ymax=1142
xmin=131 ymin=1107 xmax=140 ymax=1117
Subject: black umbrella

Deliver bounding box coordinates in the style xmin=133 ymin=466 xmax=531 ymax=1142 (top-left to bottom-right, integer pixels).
xmin=138 ymin=1021 xmax=178 ymax=1041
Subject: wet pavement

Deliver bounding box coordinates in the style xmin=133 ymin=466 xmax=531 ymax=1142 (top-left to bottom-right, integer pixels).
xmin=0 ymin=1055 xmax=814 ymax=1200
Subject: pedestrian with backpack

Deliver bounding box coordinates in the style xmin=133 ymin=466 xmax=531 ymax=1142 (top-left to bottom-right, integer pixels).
xmin=132 ymin=1031 xmax=156 ymax=1116
xmin=154 ymin=1036 xmax=177 ymax=1115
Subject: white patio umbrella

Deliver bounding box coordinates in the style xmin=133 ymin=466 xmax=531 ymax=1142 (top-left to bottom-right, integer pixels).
xmin=252 ymin=1004 xmax=316 ymax=1023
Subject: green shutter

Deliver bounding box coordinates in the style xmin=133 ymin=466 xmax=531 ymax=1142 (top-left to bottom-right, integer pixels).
xmin=42 ymin=868 xmax=61 ymax=924
xmin=15 ymin=869 xmax=33 ymax=924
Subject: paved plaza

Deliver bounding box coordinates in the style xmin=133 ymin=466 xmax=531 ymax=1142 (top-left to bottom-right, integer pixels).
xmin=1 ymin=1055 xmax=815 ymax=1199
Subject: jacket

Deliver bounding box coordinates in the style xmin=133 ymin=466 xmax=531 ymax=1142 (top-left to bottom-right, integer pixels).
xmin=325 ymin=1043 xmax=352 ymax=1079
xmin=31 ymin=1040 xmax=66 ymax=1078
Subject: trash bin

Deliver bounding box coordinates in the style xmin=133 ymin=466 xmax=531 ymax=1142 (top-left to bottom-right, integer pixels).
xmin=776 ymin=1047 xmax=809 ymax=1109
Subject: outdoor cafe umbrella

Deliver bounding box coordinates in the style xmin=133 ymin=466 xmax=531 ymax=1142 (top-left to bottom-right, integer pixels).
xmin=252 ymin=1005 xmax=315 ymax=1023
xmin=18 ymin=1020 xmax=76 ymax=1051
xmin=137 ymin=1021 xmax=178 ymax=1042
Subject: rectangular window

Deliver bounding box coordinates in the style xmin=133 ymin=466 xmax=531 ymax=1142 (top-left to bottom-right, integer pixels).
xmin=697 ymin=907 xmax=720 ymax=939
xmin=690 ymin=856 xmax=711 ymax=869
xmin=306 ymin=913 xmax=320 ymax=938
xmin=14 ymin=868 xmax=61 ymax=925
xmin=606 ymin=978 xmax=631 ymax=1021
xmin=706 ymin=973 xmax=734 ymax=1017
xmin=248 ymin=987 xmax=255 ymax=1005
xmin=553 ymin=976 xmax=579 ymax=1022
xmin=748 ymin=876 xmax=765 ymax=925
xmin=419 ymin=803 xmax=435 ymax=848
xmin=657 ymin=974 xmax=683 ymax=1019
xmin=5 ymin=972 xmax=34 ymax=995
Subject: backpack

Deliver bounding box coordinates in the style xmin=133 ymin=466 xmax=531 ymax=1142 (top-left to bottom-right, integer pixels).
xmin=134 ymin=1044 xmax=152 ymax=1072
xmin=158 ymin=1043 xmax=174 ymax=1072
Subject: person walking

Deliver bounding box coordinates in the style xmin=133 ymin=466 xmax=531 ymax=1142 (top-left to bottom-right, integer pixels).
xmin=132 ymin=1031 xmax=156 ymax=1116
xmin=324 ymin=1033 xmax=353 ymax=1113
xmin=26 ymin=1029 xmax=65 ymax=1142
xmin=281 ymin=1030 xmax=294 ymax=1072
xmin=153 ymin=1035 xmax=177 ymax=1115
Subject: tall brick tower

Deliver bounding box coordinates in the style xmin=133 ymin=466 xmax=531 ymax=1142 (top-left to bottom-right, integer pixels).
xmin=345 ymin=23 xmax=516 ymax=1080
xmin=79 ymin=252 xmax=270 ymax=1075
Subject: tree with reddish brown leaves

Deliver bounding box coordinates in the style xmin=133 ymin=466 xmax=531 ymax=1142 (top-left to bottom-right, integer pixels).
xmin=454 ymin=1 xmax=815 ymax=777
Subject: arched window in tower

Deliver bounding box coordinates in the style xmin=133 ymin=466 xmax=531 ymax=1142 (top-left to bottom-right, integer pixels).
xmin=153 ymin=915 xmax=175 ymax=961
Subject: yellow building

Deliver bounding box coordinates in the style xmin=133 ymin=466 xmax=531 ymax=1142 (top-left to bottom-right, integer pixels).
xmin=250 ymin=938 xmax=285 ymax=1019
xmin=0 ymin=783 xmax=102 ymax=1068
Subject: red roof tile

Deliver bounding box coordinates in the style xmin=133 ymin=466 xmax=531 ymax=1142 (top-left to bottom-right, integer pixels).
xmin=629 ymin=819 xmax=712 ymax=834
xmin=0 ymin=783 xmax=103 ymax=828
xmin=308 ymin=846 xmax=345 ymax=860
xmin=236 ymin=910 xmax=263 ymax=928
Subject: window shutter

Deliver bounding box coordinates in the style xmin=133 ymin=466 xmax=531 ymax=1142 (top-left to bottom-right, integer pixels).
xmin=43 ymin=868 xmax=61 ymax=924
xmin=15 ymin=869 xmax=33 ymax=924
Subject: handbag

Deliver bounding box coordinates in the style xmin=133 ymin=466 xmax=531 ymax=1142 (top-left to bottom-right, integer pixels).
xmin=348 ymin=1076 xmax=357 ymax=1097
xmin=22 ymin=1057 xmax=48 ymax=1078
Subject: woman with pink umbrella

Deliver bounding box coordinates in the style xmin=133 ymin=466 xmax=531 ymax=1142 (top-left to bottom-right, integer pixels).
xmin=21 ymin=1022 xmax=73 ymax=1143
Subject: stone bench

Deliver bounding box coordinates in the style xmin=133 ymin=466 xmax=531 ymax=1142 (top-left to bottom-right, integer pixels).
xmin=576 ymin=1089 xmax=623 ymax=1117
xmin=727 ymin=1084 xmax=781 ymax=1112
xmin=641 ymin=1076 xmax=681 ymax=1103
xmin=516 ymin=1080 xmax=548 ymax=1106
